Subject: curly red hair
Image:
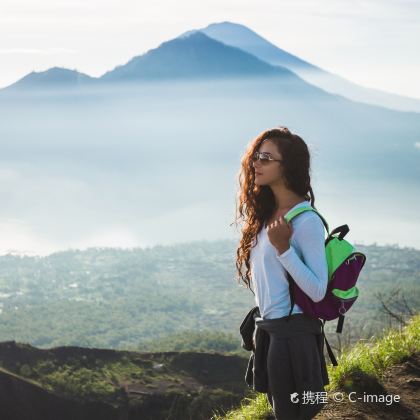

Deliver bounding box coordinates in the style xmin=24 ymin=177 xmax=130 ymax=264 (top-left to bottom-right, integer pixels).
xmin=233 ymin=126 xmax=316 ymax=292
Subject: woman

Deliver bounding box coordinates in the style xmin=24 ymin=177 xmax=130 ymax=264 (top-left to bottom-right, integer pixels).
xmin=235 ymin=126 xmax=329 ymax=419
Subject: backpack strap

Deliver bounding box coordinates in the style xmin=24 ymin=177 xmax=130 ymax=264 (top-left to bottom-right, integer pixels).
xmin=285 ymin=206 xmax=330 ymax=235
xmin=287 ymin=272 xmax=338 ymax=366
xmin=286 ymin=272 xmax=295 ymax=321
xmin=284 ymin=206 xmax=339 ymax=366
xmin=284 ymin=205 xmax=328 ymax=321
xmin=336 ymin=314 xmax=345 ymax=334
xmin=321 ymin=320 xmax=338 ymax=366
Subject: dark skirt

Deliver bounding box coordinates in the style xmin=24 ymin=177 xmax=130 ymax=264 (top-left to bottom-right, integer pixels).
xmin=256 ymin=313 xmax=329 ymax=420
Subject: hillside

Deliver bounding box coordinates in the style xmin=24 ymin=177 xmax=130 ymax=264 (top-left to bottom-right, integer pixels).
xmin=215 ymin=313 xmax=420 ymax=419
xmin=0 ymin=242 xmax=418 ymax=353
xmin=315 ymin=353 xmax=419 ymax=419
xmin=0 ymin=341 xmax=251 ymax=420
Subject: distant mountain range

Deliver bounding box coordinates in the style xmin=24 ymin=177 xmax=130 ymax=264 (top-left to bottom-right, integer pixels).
xmin=3 ymin=21 xmax=419 ymax=113
xmin=100 ymin=31 xmax=285 ymax=81
xmin=184 ymin=22 xmax=420 ymax=113
xmin=2 ymin=31 xmax=300 ymax=90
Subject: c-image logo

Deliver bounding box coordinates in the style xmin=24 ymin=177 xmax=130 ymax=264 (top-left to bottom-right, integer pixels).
xmin=290 ymin=392 xmax=299 ymax=403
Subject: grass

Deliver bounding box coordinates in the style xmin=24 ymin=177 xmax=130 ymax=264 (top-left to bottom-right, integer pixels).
xmin=212 ymin=313 xmax=420 ymax=420
xmin=211 ymin=391 xmax=271 ymax=420
xmin=18 ymin=355 xmax=148 ymax=403
xmin=327 ymin=313 xmax=419 ymax=391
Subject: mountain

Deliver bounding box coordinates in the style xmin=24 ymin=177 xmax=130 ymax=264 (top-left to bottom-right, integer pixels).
xmin=100 ymin=31 xmax=295 ymax=82
xmin=1 ymin=31 xmax=344 ymax=105
xmin=0 ymin=341 xmax=249 ymax=420
xmin=3 ymin=22 xmax=419 ymax=114
xmin=181 ymin=22 xmax=314 ymax=72
xmin=186 ymin=21 xmax=420 ymax=112
xmin=4 ymin=67 xmax=95 ymax=91
xmin=1 ymin=32 xmax=312 ymax=90
xmin=0 ymin=26 xmax=419 ymax=254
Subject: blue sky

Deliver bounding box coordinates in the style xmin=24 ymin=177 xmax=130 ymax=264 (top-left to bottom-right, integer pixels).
xmin=1 ymin=0 xmax=419 ymax=99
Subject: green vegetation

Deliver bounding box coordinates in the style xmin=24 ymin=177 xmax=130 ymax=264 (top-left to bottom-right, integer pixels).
xmin=328 ymin=313 xmax=420 ymax=391
xmin=0 ymin=342 xmax=250 ymax=419
xmin=0 ymin=241 xmax=417 ymax=419
xmin=11 ymin=354 xmax=151 ymax=404
xmin=212 ymin=392 xmax=271 ymax=420
xmin=211 ymin=313 xmax=420 ymax=420
xmin=0 ymin=242 xmax=418 ymax=353
xmin=140 ymin=330 xmax=245 ymax=355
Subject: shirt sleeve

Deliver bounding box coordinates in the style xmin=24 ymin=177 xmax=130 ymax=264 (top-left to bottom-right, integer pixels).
xmin=275 ymin=215 xmax=328 ymax=302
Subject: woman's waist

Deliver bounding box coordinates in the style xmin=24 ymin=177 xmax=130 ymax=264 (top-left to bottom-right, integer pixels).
xmin=256 ymin=300 xmax=303 ymax=320
xmin=255 ymin=313 xmax=322 ymax=335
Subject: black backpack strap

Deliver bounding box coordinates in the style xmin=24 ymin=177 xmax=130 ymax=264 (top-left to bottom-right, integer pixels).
xmin=287 ymin=271 xmax=338 ymax=366
xmin=336 ymin=314 xmax=345 ymax=334
xmin=321 ymin=320 xmax=338 ymax=366
xmin=286 ymin=272 xmax=295 ymax=321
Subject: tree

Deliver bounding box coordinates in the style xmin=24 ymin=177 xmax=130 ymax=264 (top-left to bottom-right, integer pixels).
xmin=374 ymin=287 xmax=416 ymax=328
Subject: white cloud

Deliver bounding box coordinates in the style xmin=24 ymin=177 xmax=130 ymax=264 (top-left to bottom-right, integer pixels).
xmin=0 ymin=218 xmax=57 ymax=256
xmin=76 ymin=228 xmax=141 ymax=250
xmin=414 ymin=142 xmax=420 ymax=150
xmin=0 ymin=47 xmax=78 ymax=55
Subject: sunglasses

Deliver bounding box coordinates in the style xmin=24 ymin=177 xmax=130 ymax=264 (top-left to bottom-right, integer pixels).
xmin=252 ymin=151 xmax=283 ymax=164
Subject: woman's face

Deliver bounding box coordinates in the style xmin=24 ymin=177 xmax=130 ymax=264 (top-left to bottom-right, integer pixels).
xmin=252 ymin=140 xmax=284 ymax=187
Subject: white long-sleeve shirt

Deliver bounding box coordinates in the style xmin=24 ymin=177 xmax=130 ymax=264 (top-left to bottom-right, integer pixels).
xmin=250 ymin=200 xmax=328 ymax=319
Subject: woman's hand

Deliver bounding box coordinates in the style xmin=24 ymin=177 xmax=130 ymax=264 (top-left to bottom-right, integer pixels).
xmin=266 ymin=215 xmax=293 ymax=255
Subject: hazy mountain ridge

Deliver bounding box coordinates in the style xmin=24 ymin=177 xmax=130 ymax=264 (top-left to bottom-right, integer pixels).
xmin=194 ymin=21 xmax=420 ymax=112
xmin=2 ymin=21 xmax=419 ymax=114
xmin=3 ymin=31 xmax=303 ymax=91
xmin=180 ymin=21 xmax=318 ymax=72
xmin=100 ymin=31 xmax=288 ymax=82
xmin=4 ymin=67 xmax=95 ymax=91
xmin=0 ymin=22 xmax=419 ymax=261
xmin=0 ymin=73 xmax=419 ymax=253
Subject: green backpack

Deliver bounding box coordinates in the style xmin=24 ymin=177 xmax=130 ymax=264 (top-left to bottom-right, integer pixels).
xmin=284 ymin=205 xmax=367 ymax=365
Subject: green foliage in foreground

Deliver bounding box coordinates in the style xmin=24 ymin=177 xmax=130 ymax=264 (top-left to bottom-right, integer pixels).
xmin=212 ymin=392 xmax=270 ymax=420
xmin=212 ymin=313 xmax=420 ymax=420
xmin=327 ymin=313 xmax=420 ymax=391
